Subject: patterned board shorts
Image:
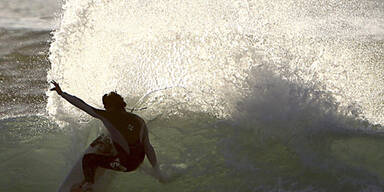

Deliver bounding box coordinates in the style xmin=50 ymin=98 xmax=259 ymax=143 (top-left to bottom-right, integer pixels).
xmin=90 ymin=134 xmax=116 ymax=155
xmin=87 ymin=134 xmax=145 ymax=172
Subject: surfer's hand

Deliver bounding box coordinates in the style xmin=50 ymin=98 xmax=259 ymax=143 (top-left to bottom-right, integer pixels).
xmin=153 ymin=166 xmax=167 ymax=183
xmin=157 ymin=173 xmax=167 ymax=183
xmin=50 ymin=80 xmax=63 ymax=95
xmin=140 ymin=165 xmax=168 ymax=183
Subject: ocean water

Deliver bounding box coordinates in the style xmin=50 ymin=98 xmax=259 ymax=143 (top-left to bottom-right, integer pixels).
xmin=1 ymin=0 xmax=384 ymax=191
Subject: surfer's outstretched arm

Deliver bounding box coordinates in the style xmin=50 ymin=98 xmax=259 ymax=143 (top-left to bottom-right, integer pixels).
xmin=50 ymin=81 xmax=103 ymax=119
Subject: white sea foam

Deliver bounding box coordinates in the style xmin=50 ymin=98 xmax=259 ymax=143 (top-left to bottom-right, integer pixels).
xmin=47 ymin=0 xmax=384 ymax=126
xmin=47 ymin=0 xmax=384 ymax=125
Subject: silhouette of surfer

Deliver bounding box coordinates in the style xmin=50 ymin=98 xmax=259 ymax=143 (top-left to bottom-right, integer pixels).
xmin=50 ymin=81 xmax=165 ymax=191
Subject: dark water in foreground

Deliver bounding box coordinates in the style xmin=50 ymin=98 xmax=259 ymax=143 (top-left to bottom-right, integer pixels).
xmin=2 ymin=113 xmax=384 ymax=192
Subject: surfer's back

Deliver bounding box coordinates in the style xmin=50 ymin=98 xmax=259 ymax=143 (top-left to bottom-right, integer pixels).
xmin=98 ymin=110 xmax=144 ymax=146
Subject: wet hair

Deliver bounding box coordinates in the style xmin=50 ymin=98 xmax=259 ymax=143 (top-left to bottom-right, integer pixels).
xmin=102 ymin=91 xmax=127 ymax=110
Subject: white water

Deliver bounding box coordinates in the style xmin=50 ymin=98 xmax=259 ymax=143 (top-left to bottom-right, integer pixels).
xmin=47 ymin=0 xmax=384 ymax=125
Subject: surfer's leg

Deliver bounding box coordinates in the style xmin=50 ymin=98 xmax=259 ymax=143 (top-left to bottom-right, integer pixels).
xmin=82 ymin=153 xmax=116 ymax=183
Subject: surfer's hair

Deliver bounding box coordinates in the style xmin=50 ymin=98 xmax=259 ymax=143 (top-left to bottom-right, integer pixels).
xmin=102 ymin=91 xmax=127 ymax=110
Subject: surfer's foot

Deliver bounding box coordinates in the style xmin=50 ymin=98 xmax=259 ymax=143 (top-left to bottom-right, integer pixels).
xmin=80 ymin=182 xmax=93 ymax=192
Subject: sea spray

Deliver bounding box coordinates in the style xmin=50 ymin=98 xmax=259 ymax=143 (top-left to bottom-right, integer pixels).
xmin=47 ymin=0 xmax=383 ymax=125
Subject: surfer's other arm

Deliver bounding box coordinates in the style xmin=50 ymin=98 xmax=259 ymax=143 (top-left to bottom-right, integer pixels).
xmin=50 ymin=80 xmax=102 ymax=118
xmin=142 ymin=125 xmax=166 ymax=182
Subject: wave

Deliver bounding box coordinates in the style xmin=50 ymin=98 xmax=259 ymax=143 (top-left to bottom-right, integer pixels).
xmin=41 ymin=0 xmax=384 ymax=191
xmin=217 ymin=68 xmax=384 ymax=191
xmin=3 ymin=73 xmax=384 ymax=191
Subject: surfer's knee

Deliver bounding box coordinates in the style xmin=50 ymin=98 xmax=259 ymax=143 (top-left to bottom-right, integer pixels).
xmin=83 ymin=154 xmax=98 ymax=166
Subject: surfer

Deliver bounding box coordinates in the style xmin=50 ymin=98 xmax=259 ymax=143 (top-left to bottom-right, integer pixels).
xmin=50 ymin=81 xmax=165 ymax=191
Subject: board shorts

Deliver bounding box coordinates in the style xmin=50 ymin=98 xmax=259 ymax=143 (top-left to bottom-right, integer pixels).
xmin=82 ymin=134 xmax=145 ymax=183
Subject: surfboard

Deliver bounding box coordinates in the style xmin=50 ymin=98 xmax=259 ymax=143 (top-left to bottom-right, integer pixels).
xmin=58 ymin=134 xmax=116 ymax=192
